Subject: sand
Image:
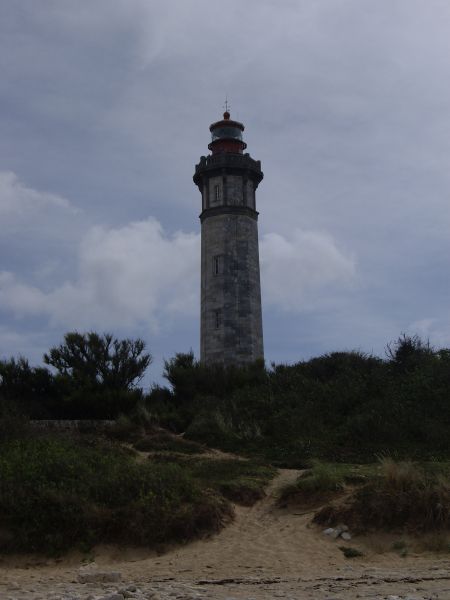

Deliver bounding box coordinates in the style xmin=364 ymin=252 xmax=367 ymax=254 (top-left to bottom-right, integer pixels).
xmin=0 ymin=468 xmax=449 ymax=599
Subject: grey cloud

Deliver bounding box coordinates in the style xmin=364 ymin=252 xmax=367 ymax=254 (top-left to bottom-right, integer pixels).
xmin=261 ymin=230 xmax=356 ymax=311
xmin=1 ymin=177 xmax=355 ymax=331
xmin=1 ymin=1 xmax=450 ymax=370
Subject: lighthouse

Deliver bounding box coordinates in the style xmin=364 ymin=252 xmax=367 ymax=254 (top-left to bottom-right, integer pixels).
xmin=193 ymin=110 xmax=264 ymax=365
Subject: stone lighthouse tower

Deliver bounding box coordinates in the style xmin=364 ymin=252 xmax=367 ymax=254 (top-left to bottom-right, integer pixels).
xmin=193 ymin=110 xmax=264 ymax=365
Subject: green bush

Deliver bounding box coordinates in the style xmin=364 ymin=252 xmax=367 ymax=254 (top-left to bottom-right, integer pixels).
xmin=0 ymin=395 xmax=29 ymax=442
xmin=0 ymin=436 xmax=231 ymax=554
xmin=314 ymin=459 xmax=450 ymax=533
xmin=186 ymin=458 xmax=275 ymax=505
xmin=134 ymin=432 xmax=205 ymax=454
xmin=339 ymin=546 xmax=364 ymax=558
xmin=0 ymin=357 xmax=59 ymax=418
xmin=156 ymin=338 xmax=450 ymax=463
xmin=279 ymin=461 xmax=375 ymax=504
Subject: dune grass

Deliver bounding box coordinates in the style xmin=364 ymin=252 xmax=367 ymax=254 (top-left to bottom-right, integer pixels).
xmin=134 ymin=431 xmax=206 ymax=454
xmin=314 ymin=458 xmax=450 ymax=533
xmin=0 ymin=435 xmax=231 ymax=555
xmin=279 ymin=460 xmax=376 ymax=505
xmin=186 ymin=457 xmax=276 ymax=505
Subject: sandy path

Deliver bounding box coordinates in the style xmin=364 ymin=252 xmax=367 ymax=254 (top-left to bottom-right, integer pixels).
xmin=0 ymin=468 xmax=449 ymax=599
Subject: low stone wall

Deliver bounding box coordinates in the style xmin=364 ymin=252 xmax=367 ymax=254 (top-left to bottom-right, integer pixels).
xmin=30 ymin=419 xmax=115 ymax=432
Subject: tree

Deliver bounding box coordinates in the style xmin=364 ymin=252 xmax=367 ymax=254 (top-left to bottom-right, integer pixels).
xmin=0 ymin=356 xmax=58 ymax=417
xmin=386 ymin=334 xmax=434 ymax=374
xmin=44 ymin=332 xmax=152 ymax=391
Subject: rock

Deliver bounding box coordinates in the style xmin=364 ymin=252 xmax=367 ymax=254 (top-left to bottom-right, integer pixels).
xmin=341 ymin=531 xmax=352 ymax=541
xmin=323 ymin=528 xmax=335 ymax=536
xmin=331 ymin=529 xmax=341 ymax=539
xmin=77 ymin=569 xmax=122 ymax=584
xmin=99 ymin=594 xmax=125 ymax=600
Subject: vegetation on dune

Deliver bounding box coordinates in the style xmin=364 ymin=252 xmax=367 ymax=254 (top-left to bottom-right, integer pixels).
xmin=0 ymin=331 xmax=151 ymax=419
xmin=134 ymin=431 xmax=206 ymax=455
xmin=185 ymin=457 xmax=276 ymax=505
xmin=2 ymin=332 xmax=450 ymax=464
xmin=0 ymin=435 xmax=231 ymax=554
xmin=2 ymin=330 xmax=450 ymax=553
xmin=278 ymin=461 xmax=376 ymax=505
xmin=314 ymin=458 xmax=450 ymax=533
xmin=150 ymin=335 xmax=450 ymax=464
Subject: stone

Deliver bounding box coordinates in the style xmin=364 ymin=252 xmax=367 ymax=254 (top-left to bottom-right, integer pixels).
xmin=77 ymin=569 xmax=122 ymax=584
xmin=323 ymin=528 xmax=335 ymax=536
xmin=331 ymin=529 xmax=341 ymax=539
xmin=341 ymin=532 xmax=352 ymax=541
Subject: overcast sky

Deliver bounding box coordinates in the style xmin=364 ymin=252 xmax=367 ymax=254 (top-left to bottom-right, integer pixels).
xmin=1 ymin=0 xmax=450 ymax=385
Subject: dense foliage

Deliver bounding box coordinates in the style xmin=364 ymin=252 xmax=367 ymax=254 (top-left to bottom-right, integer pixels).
xmin=1 ymin=332 xmax=450 ymax=462
xmin=0 ymin=332 xmax=151 ymax=419
xmin=149 ymin=336 xmax=450 ymax=464
xmin=313 ymin=458 xmax=450 ymax=533
xmin=1 ymin=332 xmax=450 ymax=554
xmin=0 ymin=435 xmax=231 ymax=554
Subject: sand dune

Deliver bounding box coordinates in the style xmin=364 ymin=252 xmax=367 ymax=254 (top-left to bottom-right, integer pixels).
xmin=0 ymin=468 xmax=449 ymax=599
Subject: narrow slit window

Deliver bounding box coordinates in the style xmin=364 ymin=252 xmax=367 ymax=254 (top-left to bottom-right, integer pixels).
xmin=214 ymin=309 xmax=221 ymax=329
xmin=214 ymin=184 xmax=221 ymax=202
xmin=213 ymin=255 xmax=221 ymax=275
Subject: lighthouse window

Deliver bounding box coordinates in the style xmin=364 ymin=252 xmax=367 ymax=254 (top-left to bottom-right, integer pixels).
xmin=211 ymin=127 xmax=243 ymax=141
xmin=214 ymin=309 xmax=221 ymax=329
xmin=213 ymin=255 xmax=222 ymax=275
xmin=214 ymin=184 xmax=221 ymax=202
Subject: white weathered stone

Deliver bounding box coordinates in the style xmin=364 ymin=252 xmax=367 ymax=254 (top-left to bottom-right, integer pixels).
xmin=331 ymin=529 xmax=341 ymax=539
xmin=77 ymin=569 xmax=121 ymax=584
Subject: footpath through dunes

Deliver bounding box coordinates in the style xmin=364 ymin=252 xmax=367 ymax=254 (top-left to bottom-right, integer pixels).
xmin=1 ymin=465 xmax=450 ymax=599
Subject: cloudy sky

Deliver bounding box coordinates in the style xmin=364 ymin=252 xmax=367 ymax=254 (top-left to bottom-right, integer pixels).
xmin=1 ymin=0 xmax=450 ymax=385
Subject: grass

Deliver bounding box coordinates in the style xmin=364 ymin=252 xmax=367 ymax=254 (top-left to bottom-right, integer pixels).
xmin=279 ymin=460 xmax=376 ymax=505
xmin=339 ymin=546 xmax=364 ymax=558
xmin=145 ymin=451 xmax=276 ymax=506
xmin=179 ymin=457 xmax=275 ymax=506
xmin=314 ymin=458 xmax=450 ymax=533
xmin=0 ymin=435 xmax=231 ymax=554
xmin=134 ymin=431 xmax=206 ymax=454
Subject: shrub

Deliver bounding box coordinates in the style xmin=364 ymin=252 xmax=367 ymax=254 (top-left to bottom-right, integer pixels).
xmin=278 ymin=461 xmax=365 ymax=505
xmin=106 ymin=414 xmax=144 ymax=442
xmin=339 ymin=546 xmax=364 ymax=558
xmin=0 ymin=395 xmax=29 ymax=442
xmin=0 ymin=436 xmax=232 ymax=554
xmin=0 ymin=357 xmax=59 ymax=418
xmin=186 ymin=458 xmax=275 ymax=506
xmin=134 ymin=432 xmax=205 ymax=454
xmin=314 ymin=459 xmax=450 ymax=533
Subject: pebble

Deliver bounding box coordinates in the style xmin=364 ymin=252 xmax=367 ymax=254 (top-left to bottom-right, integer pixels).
xmin=0 ymin=571 xmax=445 ymax=600
xmin=77 ymin=569 xmax=122 ymax=584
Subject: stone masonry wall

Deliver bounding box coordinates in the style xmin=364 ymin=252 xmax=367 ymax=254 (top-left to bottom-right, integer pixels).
xmin=201 ymin=212 xmax=263 ymax=365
